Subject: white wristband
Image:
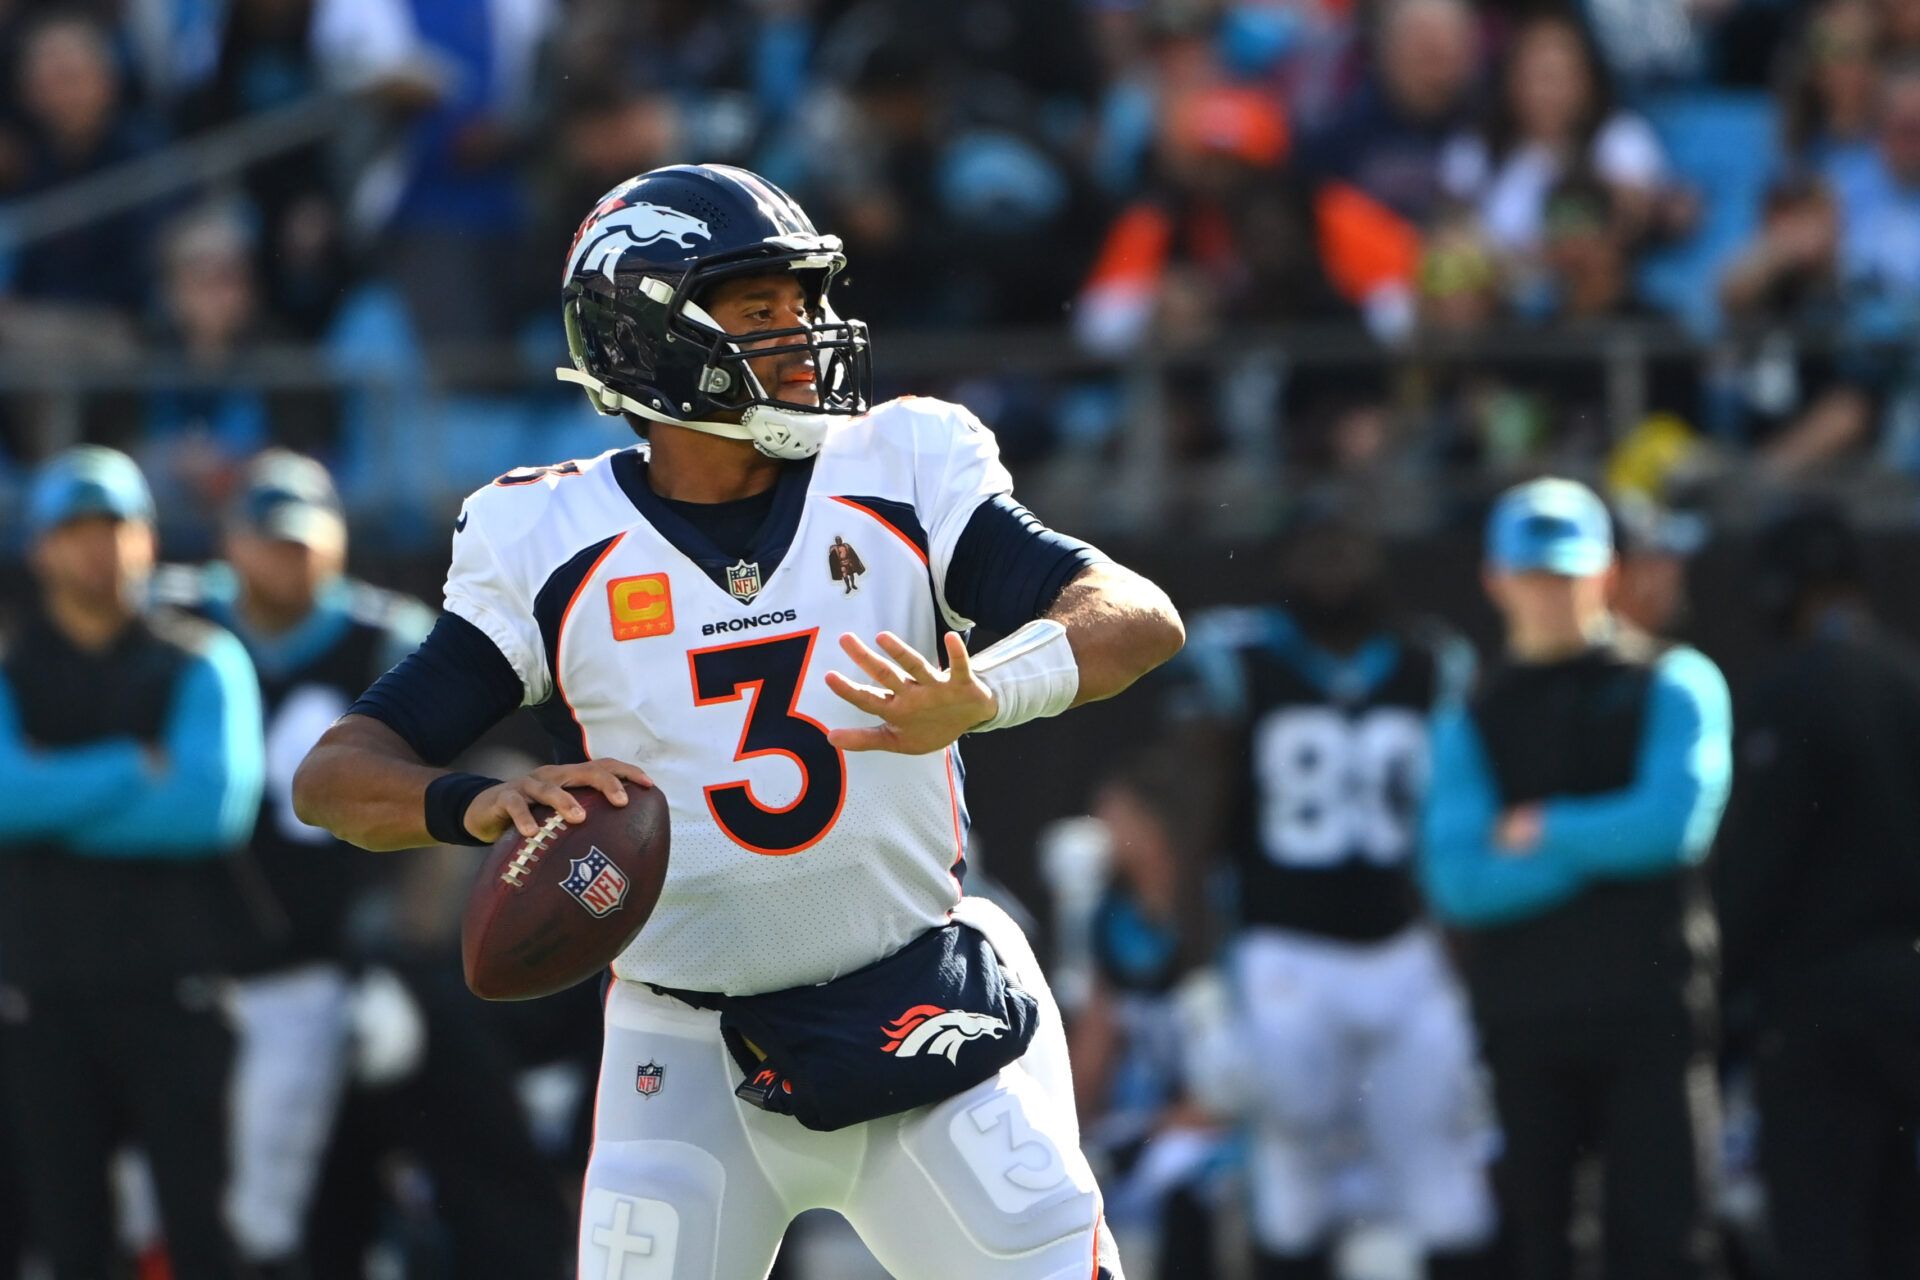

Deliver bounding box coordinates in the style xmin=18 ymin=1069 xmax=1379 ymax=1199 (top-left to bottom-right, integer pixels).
xmin=970 ymin=619 xmax=1079 ymax=733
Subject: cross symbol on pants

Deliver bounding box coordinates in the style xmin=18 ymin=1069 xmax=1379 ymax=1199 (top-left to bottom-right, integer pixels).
xmin=590 ymin=1199 xmax=654 ymax=1279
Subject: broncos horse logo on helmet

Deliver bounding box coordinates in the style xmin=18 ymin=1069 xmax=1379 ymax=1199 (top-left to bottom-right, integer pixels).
xmin=555 ymin=163 xmax=873 ymax=461
xmin=568 ymin=203 xmax=713 ymax=280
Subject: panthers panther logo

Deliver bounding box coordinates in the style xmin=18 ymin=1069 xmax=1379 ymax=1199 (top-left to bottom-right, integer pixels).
xmin=880 ymin=1005 xmax=1010 ymax=1066
xmin=567 ymin=202 xmax=713 ymax=281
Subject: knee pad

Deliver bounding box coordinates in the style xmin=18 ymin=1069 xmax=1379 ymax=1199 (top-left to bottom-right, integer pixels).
xmin=1246 ymin=1130 xmax=1336 ymax=1252
xmin=1364 ymin=995 xmax=1496 ymax=1248
xmin=1399 ymin=1173 xmax=1496 ymax=1252
xmin=1375 ymin=987 xmax=1481 ymax=1135
xmin=579 ymin=1140 xmax=724 ymax=1279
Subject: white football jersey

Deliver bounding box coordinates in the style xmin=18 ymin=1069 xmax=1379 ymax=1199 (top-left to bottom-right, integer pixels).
xmin=445 ymin=397 xmax=1015 ymax=995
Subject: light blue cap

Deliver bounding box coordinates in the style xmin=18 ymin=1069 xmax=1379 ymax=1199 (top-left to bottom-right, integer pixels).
xmin=26 ymin=446 xmax=155 ymax=538
xmin=1486 ymin=478 xmax=1613 ymax=576
xmin=231 ymin=449 xmax=344 ymax=548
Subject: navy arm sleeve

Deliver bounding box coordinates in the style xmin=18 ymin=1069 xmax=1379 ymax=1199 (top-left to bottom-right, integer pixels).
xmin=348 ymin=612 xmax=525 ymax=765
xmin=943 ymin=495 xmax=1107 ymax=635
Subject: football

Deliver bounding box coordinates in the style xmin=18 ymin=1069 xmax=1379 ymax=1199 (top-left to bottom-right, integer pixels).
xmin=461 ymin=785 xmax=670 ymax=1000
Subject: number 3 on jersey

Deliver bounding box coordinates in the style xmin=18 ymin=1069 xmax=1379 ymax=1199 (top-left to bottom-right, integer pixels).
xmin=688 ymin=629 xmax=847 ymax=856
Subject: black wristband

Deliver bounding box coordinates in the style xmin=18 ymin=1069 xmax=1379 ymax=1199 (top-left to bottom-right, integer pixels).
xmin=424 ymin=772 xmax=503 ymax=847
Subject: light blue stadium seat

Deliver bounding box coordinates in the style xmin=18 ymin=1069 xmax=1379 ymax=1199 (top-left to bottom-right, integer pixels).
xmin=324 ymin=282 xmax=429 ymax=510
xmin=1637 ymin=90 xmax=1780 ymax=334
xmin=436 ymin=395 xmax=515 ymax=481
xmin=537 ymin=397 xmax=628 ymax=465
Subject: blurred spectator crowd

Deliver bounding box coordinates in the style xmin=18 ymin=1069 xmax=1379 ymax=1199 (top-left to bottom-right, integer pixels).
xmin=6 ymin=0 xmax=1920 ymax=524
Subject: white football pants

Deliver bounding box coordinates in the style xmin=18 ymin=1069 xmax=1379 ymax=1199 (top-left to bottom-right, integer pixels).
xmin=1233 ymin=926 xmax=1496 ymax=1255
xmin=225 ymin=963 xmax=353 ymax=1262
xmin=579 ymin=897 xmax=1118 ymax=1279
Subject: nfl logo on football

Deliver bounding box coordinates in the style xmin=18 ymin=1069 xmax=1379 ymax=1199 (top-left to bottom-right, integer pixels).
xmin=559 ymin=847 xmax=630 ymax=917
xmin=635 ymin=1062 xmax=664 ymax=1097
xmin=726 ymin=559 xmax=763 ymax=603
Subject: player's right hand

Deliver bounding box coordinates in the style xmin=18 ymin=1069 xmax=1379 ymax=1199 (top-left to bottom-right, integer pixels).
xmin=462 ymin=759 xmax=655 ymax=843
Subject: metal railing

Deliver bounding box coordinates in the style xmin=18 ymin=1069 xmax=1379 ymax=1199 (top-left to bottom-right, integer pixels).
xmin=3 ymin=320 xmax=1917 ymax=543
xmin=0 ymin=92 xmax=360 ymax=253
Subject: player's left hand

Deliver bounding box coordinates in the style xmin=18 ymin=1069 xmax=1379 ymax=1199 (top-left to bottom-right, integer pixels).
xmin=1495 ymin=803 xmax=1544 ymax=856
xmin=825 ymin=631 xmax=995 ymax=754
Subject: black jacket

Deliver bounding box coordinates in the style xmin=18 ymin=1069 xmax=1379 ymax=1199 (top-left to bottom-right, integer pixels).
xmin=1716 ymin=617 xmax=1920 ymax=1018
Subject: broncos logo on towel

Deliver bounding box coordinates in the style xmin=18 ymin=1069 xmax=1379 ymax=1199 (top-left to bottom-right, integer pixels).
xmin=880 ymin=1005 xmax=1010 ymax=1066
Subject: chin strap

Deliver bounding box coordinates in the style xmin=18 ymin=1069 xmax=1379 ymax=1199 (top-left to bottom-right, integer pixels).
xmin=555 ymin=367 xmax=828 ymax=459
xmin=556 ymin=367 xmax=758 ymax=439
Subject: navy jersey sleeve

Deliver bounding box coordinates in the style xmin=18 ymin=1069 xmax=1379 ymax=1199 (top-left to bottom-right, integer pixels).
xmin=942 ymin=495 xmax=1106 ymax=636
xmin=349 ymin=612 xmax=525 ymax=765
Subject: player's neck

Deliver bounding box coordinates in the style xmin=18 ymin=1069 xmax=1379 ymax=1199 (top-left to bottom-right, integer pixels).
xmin=236 ymin=588 xmax=315 ymax=637
xmin=42 ymin=588 xmax=135 ymax=653
xmin=1507 ymin=612 xmax=1609 ymax=663
xmin=646 ymin=425 xmax=782 ymax=504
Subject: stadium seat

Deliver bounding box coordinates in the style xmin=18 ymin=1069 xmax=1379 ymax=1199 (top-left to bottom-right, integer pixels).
xmin=1637 ymin=90 xmax=1780 ymax=333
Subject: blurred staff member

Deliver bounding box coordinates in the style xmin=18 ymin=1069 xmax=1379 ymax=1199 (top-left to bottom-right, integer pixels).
xmin=1066 ymin=753 xmax=1230 ymax=1280
xmin=1611 ymin=498 xmax=1708 ymax=639
xmin=153 ymin=450 xmax=431 ymax=1279
xmin=1421 ymin=479 xmax=1732 ymax=1280
xmin=1714 ymin=505 xmax=1920 ymax=1280
xmin=1178 ymin=520 xmax=1498 ymax=1280
xmin=0 ymin=448 xmax=265 ymax=1279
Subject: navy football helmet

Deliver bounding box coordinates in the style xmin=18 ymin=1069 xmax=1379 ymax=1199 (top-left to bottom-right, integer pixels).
xmin=556 ymin=164 xmax=872 ymax=459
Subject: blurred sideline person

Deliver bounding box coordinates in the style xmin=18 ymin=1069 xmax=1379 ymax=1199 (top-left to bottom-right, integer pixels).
xmin=153 ymin=450 xmax=431 ymax=1277
xmin=1067 ymin=753 xmax=1230 ymax=1278
xmin=1177 ymin=519 xmax=1499 ymax=1280
xmin=1611 ymin=498 xmax=1707 ymax=639
xmin=297 ymin=764 xmax=579 ymax=1280
xmin=1714 ymin=504 xmax=1920 ymax=1280
xmin=1422 ymin=479 xmax=1731 ymax=1280
xmin=0 ymin=448 xmax=265 ymax=1278
xmin=0 ymin=1089 xmax=18 ymax=1280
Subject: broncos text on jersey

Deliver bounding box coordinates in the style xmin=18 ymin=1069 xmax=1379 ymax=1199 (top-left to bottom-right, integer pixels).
xmin=445 ymin=397 xmax=1010 ymax=996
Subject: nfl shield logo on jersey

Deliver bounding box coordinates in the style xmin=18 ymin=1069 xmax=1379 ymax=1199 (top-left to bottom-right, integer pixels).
xmin=726 ymin=559 xmax=763 ymax=603
xmin=559 ymin=847 xmax=630 ymax=917
xmin=634 ymin=1061 xmax=664 ymax=1097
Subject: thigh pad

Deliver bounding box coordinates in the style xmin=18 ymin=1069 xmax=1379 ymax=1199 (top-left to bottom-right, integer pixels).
xmin=896 ymin=1066 xmax=1101 ymax=1257
xmin=579 ymin=1140 xmax=724 ymax=1280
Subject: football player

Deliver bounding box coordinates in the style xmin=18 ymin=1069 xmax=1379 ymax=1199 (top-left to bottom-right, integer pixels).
xmin=293 ymin=163 xmax=1182 ymax=1278
xmin=153 ymin=451 xmax=433 ymax=1277
xmin=1175 ymin=518 xmax=1498 ymax=1280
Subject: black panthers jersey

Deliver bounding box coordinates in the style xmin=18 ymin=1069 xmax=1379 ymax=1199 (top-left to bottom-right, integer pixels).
xmin=154 ymin=564 xmax=432 ymax=965
xmin=1183 ymin=607 xmax=1471 ymax=942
